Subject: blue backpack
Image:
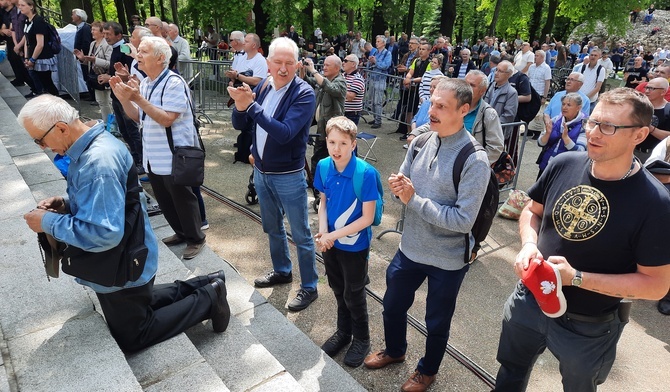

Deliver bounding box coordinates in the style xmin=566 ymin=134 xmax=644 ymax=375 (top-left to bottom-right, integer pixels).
xmin=318 ymin=156 xmax=384 ymax=226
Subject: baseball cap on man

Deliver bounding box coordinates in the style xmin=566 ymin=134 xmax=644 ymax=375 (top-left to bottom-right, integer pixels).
xmin=521 ymin=258 xmax=567 ymax=318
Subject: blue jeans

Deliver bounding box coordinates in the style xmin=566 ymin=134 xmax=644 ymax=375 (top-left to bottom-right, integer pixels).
xmin=253 ymin=168 xmax=318 ymax=291
xmin=494 ymin=282 xmax=627 ymax=392
xmin=370 ymin=78 xmax=386 ymax=125
xmin=382 ymin=250 xmax=469 ymax=376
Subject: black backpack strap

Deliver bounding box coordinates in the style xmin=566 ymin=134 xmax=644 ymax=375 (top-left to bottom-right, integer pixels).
xmin=411 ymin=131 xmax=434 ymax=160
xmin=452 ymin=140 xmax=485 ymax=264
xmin=480 ymin=106 xmax=495 ymax=148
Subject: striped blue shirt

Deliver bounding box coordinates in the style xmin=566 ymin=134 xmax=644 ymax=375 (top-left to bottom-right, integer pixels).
xmin=140 ymin=69 xmax=198 ymax=175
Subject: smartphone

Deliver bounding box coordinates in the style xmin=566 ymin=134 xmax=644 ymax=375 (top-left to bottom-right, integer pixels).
xmin=120 ymin=44 xmax=131 ymax=55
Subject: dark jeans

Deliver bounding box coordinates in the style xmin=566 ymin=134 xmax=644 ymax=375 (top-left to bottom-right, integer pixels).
xmin=344 ymin=111 xmax=361 ymax=125
xmin=494 ymin=283 xmax=627 ymax=392
xmin=6 ymin=41 xmax=34 ymax=89
xmin=112 ymin=98 xmax=142 ymax=167
xmin=148 ymin=167 xmax=205 ymax=245
xmin=382 ymin=250 xmax=469 ymax=376
xmin=192 ymin=186 xmax=207 ymax=222
xmin=323 ymin=247 xmax=370 ymax=340
xmin=96 ymin=276 xmax=216 ymax=352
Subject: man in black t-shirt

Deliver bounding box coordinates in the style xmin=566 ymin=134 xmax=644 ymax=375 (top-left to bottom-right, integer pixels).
xmin=493 ymin=88 xmax=670 ymax=392
xmin=624 ymin=56 xmax=648 ymax=88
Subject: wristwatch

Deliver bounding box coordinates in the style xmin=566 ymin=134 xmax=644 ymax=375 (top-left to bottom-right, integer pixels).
xmin=571 ymin=270 xmax=583 ymax=287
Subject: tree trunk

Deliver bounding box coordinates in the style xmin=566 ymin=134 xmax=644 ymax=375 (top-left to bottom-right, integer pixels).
xmin=301 ymin=0 xmax=314 ymax=43
xmin=254 ymin=0 xmax=270 ymax=53
xmin=406 ymin=0 xmax=416 ymax=36
xmin=137 ymin=0 xmax=147 ymax=21
xmin=170 ymin=0 xmax=179 ymax=26
xmin=371 ymin=2 xmax=385 ymax=38
xmin=148 ymin=0 xmax=156 ymax=19
xmin=113 ymin=0 xmax=128 ymax=33
xmin=528 ymin=0 xmax=544 ymax=42
xmin=440 ymin=0 xmax=456 ymax=38
xmin=488 ymin=0 xmax=503 ymax=36
xmin=124 ymin=0 xmax=139 ymax=20
xmin=97 ymin=0 xmax=107 ymax=22
xmin=541 ymin=0 xmax=559 ymax=40
xmin=159 ymin=0 xmax=166 ymax=21
xmin=346 ymin=8 xmax=354 ymax=32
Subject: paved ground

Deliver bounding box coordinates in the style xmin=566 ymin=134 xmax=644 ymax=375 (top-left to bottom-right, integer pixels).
xmin=7 ymin=77 xmax=670 ymax=391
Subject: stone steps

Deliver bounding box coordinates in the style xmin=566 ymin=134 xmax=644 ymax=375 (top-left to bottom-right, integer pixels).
xmin=0 ymin=72 xmax=363 ymax=391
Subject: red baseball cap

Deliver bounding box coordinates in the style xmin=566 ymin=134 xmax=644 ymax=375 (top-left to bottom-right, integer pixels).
xmin=521 ymin=258 xmax=567 ymax=318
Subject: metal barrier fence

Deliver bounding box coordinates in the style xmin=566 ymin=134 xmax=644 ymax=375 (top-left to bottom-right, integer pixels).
xmin=184 ymin=59 xmax=234 ymax=120
xmin=55 ymin=47 xmax=81 ymax=110
xmin=358 ymin=69 xmax=420 ymax=127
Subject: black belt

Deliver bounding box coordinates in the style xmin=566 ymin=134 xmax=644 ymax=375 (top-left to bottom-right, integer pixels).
xmin=635 ymin=147 xmax=651 ymax=153
xmin=564 ymin=311 xmax=615 ymax=323
xmin=345 ymin=111 xmax=361 ymax=115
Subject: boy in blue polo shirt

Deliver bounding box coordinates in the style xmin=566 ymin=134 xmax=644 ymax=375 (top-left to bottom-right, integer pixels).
xmin=314 ymin=116 xmax=380 ymax=368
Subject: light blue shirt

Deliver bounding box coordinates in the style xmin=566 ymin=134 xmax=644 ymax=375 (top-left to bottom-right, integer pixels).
xmin=544 ymin=90 xmax=591 ymax=119
xmin=255 ymin=77 xmax=291 ymax=159
xmin=368 ymin=47 xmax=392 ymax=81
xmin=413 ymin=100 xmax=431 ymax=128
xmin=41 ymin=122 xmax=158 ymax=293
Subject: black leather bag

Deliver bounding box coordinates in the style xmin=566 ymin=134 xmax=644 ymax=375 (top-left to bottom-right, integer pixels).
xmin=40 ymin=165 xmax=148 ymax=287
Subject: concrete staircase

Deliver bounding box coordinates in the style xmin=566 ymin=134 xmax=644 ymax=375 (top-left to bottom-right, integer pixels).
xmin=0 ymin=71 xmax=365 ymax=392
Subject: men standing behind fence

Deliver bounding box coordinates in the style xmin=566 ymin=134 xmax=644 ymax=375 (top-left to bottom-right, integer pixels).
xmin=526 ymin=49 xmax=552 ymax=139
xmin=225 ymin=31 xmax=246 ymax=84
xmin=228 ymin=37 xmax=319 ymax=312
xmin=228 ymin=33 xmax=267 ymax=88
xmin=394 ymin=36 xmax=420 ymax=135
xmin=364 ymin=78 xmax=490 ymax=392
xmin=303 ymin=55 xmax=346 ymax=182
xmin=110 ymin=36 xmax=206 ymax=260
xmin=484 ymin=60 xmax=519 ymax=125
xmin=343 ymin=54 xmax=365 ymax=125
xmin=367 ymin=35 xmax=392 ymax=129
xmin=400 ymin=41 xmax=432 ymax=139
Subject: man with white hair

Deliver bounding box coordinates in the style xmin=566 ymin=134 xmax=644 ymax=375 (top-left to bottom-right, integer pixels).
xmin=575 ymin=48 xmax=606 ymax=113
xmin=21 ymin=94 xmax=230 ymax=352
xmin=72 ymin=8 xmax=93 ymax=99
xmin=110 ymin=36 xmax=206 ymax=260
xmin=514 ymin=42 xmax=534 ymax=74
xmin=228 ymin=37 xmax=319 ymax=312
xmin=464 ymin=70 xmax=505 ymax=164
xmin=526 ymin=49 xmax=552 ymax=138
xmin=543 ymin=72 xmax=591 ymax=134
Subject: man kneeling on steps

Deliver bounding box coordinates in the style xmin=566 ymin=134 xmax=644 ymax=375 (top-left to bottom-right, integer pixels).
xmin=21 ymin=95 xmax=230 ymax=352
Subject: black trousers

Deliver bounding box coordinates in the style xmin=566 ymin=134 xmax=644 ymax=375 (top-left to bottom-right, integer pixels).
xmin=148 ymin=168 xmax=205 ymax=245
xmin=96 ymin=276 xmax=216 ymax=352
xmin=111 ymin=98 xmax=142 ymax=167
xmin=323 ymin=247 xmax=370 ymax=340
xmin=5 ymin=40 xmax=34 ymax=89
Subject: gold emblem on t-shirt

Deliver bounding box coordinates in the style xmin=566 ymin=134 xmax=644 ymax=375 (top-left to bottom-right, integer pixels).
xmin=552 ymin=185 xmax=609 ymax=241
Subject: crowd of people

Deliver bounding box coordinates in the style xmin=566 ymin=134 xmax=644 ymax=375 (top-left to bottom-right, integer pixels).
xmin=4 ymin=7 xmax=670 ymax=391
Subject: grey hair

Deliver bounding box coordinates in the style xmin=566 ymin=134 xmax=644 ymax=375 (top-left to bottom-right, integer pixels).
xmin=461 ymin=48 xmax=471 ymax=56
xmin=141 ymin=36 xmax=171 ymax=68
xmin=325 ymin=54 xmax=342 ymax=68
xmin=345 ymin=54 xmax=360 ymax=66
xmin=268 ymin=37 xmax=299 ymax=61
xmin=18 ymin=95 xmax=79 ymax=130
xmin=569 ymin=72 xmax=585 ymax=83
xmin=72 ymin=8 xmax=87 ymax=22
xmin=376 ymin=35 xmax=386 ymax=42
xmin=467 ymin=70 xmax=489 ymax=89
xmin=133 ymin=26 xmax=152 ymax=39
xmin=435 ymin=78 xmax=473 ymax=108
xmin=535 ymin=49 xmax=545 ymax=57
xmin=561 ymin=92 xmax=583 ymax=108
xmin=230 ymin=30 xmax=245 ymax=43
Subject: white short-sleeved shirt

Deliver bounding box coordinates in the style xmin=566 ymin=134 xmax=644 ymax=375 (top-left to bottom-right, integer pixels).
xmin=528 ymin=62 xmax=552 ymax=95
xmin=514 ymin=51 xmax=534 ymax=73
xmin=236 ymin=53 xmax=268 ymax=78
xmin=140 ymin=70 xmax=197 ymax=175
xmin=577 ymin=63 xmax=606 ymax=102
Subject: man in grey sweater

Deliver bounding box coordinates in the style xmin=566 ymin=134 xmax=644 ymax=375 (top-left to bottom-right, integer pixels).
xmin=363 ymin=78 xmax=491 ymax=392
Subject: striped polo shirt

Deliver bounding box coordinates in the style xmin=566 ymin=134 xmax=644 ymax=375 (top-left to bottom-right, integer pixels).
xmin=344 ymin=70 xmax=365 ymax=112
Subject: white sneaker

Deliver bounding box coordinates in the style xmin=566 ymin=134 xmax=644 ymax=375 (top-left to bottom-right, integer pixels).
xmin=403 ymin=144 xmax=408 ymax=149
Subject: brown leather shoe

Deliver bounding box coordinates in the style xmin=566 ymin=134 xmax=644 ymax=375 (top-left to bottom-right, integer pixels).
xmin=401 ymin=370 xmax=436 ymax=392
xmin=363 ymin=350 xmax=405 ymax=369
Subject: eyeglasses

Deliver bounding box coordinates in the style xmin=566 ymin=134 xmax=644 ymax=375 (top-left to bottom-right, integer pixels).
xmin=34 ymin=121 xmax=64 ymax=147
xmin=145 ymin=24 xmax=159 ymax=28
xmin=342 ymin=59 xmax=353 ymax=63
xmin=582 ymin=118 xmax=644 ymax=135
xmin=644 ymin=86 xmax=665 ymax=91
xmin=565 ymin=78 xmax=583 ymax=82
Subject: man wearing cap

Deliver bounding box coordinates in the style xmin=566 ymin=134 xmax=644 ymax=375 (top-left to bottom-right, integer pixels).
xmin=493 ymin=87 xmax=670 ymax=391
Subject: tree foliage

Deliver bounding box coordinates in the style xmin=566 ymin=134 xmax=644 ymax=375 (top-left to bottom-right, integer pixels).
xmin=39 ymin=0 xmax=654 ymax=45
